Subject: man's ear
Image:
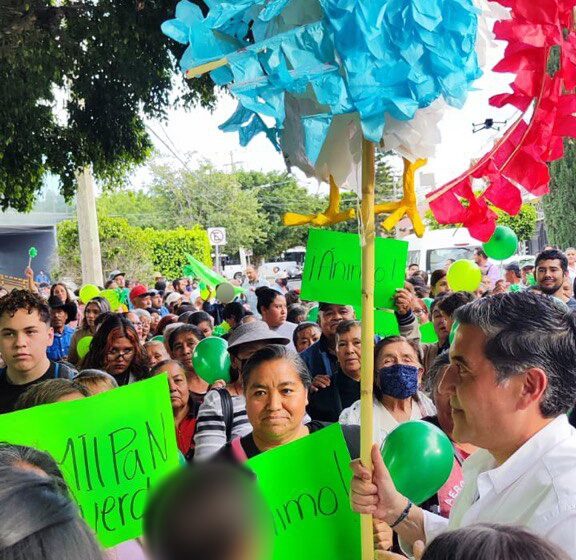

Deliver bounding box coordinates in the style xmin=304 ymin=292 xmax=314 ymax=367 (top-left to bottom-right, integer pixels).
xmin=517 ymin=368 xmax=548 ymax=411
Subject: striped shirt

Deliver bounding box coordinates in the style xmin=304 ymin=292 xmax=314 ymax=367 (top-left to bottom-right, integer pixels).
xmin=193 ymin=390 xmax=252 ymax=461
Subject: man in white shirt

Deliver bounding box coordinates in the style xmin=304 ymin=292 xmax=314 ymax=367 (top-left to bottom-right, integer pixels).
xmin=351 ymin=291 xmax=576 ymax=558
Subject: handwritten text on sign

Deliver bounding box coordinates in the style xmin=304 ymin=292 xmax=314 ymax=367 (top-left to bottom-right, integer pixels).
xmin=301 ymin=228 xmax=408 ymax=308
xmin=246 ymin=424 xmax=361 ymax=560
xmin=0 ymin=375 xmax=179 ymax=548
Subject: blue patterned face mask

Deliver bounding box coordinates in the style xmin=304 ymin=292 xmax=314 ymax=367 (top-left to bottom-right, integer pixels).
xmin=377 ymin=364 xmax=419 ymax=400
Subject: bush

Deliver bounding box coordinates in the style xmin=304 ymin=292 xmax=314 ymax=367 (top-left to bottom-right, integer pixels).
xmin=148 ymin=226 xmax=211 ymax=279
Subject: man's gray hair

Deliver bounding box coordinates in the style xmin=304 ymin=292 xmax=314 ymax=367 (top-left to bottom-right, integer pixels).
xmin=454 ymin=291 xmax=576 ymax=417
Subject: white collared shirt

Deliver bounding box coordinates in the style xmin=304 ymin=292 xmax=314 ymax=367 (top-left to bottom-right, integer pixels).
xmin=423 ymin=415 xmax=576 ymax=557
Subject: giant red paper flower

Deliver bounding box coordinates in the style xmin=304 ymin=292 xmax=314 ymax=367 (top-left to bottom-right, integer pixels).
xmin=426 ymin=0 xmax=576 ymax=241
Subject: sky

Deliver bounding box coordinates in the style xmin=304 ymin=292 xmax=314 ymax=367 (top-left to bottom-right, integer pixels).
xmin=133 ymin=36 xmax=516 ymax=200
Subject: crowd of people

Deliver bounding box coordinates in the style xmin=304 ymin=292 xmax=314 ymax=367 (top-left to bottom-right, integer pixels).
xmin=0 ymin=245 xmax=575 ymax=559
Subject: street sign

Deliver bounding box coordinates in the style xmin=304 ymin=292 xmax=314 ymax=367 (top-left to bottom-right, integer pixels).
xmin=207 ymin=227 xmax=227 ymax=246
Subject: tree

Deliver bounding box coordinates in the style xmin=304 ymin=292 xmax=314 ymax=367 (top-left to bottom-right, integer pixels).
xmin=0 ymin=0 xmax=216 ymax=211
xmin=149 ymin=163 xmax=268 ymax=254
xmin=543 ymin=139 xmax=576 ymax=247
xmin=97 ymin=191 xmax=158 ymax=229
xmin=426 ymin=203 xmax=538 ymax=242
xmin=235 ymin=170 xmax=324 ymax=259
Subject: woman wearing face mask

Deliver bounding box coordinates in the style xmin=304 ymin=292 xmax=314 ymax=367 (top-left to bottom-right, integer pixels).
xmin=68 ymin=296 xmax=111 ymax=365
xmin=339 ymin=336 xmax=436 ymax=447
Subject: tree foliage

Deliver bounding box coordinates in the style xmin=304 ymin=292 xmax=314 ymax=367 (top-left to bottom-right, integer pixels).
xmin=56 ymin=216 xmax=210 ymax=284
xmin=543 ymin=139 xmax=576 ymax=248
xmin=425 ymin=203 xmax=538 ymax=242
xmin=0 ymin=0 xmax=216 ymax=211
xmin=234 ymin=170 xmax=324 ymax=259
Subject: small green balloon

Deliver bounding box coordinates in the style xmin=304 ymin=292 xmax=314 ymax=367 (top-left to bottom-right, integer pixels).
xmin=447 ymin=260 xmax=482 ymax=293
xmin=79 ymin=284 xmax=100 ymax=304
xmin=422 ymin=297 xmax=433 ymax=310
xmin=482 ymin=225 xmax=518 ymax=261
xmin=77 ymin=336 xmax=93 ymax=359
xmin=449 ymin=320 xmax=460 ymax=345
xmin=381 ymin=421 xmax=454 ymax=505
xmin=307 ymin=306 xmax=319 ymax=323
xmin=192 ymin=337 xmax=231 ymax=384
xmin=28 ymin=247 xmax=38 ymax=258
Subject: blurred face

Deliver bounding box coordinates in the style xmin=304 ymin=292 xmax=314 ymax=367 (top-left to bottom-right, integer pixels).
xmin=84 ymin=303 xmax=100 ymax=329
xmin=318 ymin=305 xmax=355 ymax=337
xmin=563 ymin=277 xmax=573 ymax=300
xmin=162 ymin=362 xmax=189 ymax=412
xmin=146 ymin=342 xmax=169 ymax=368
xmin=433 ymin=278 xmax=450 ymax=296
xmin=104 ymin=336 xmax=135 ymax=375
xmin=536 ymin=259 xmax=565 ymax=295
xmin=440 ymin=324 xmax=526 ymax=451
xmin=140 ymin=316 xmax=151 ymax=339
xmin=473 ymin=252 xmax=486 ymax=266
xmin=432 ymin=366 xmax=454 ymax=437
xmin=336 ymin=325 xmax=361 ymax=377
xmin=152 ymin=294 xmax=163 ymax=308
xmin=412 ymin=301 xmax=429 ymax=324
xmin=53 ymin=285 xmax=68 ymax=302
xmin=134 ymin=295 xmax=151 ymax=310
xmin=295 ymin=326 xmax=321 ymax=353
xmin=115 ymin=275 xmax=126 ymax=288
xmin=232 ymin=341 xmax=270 ymax=381
xmin=431 ymin=308 xmax=448 ymax=343
xmin=50 ymin=308 xmax=67 ymax=331
xmin=0 ymin=309 xmax=53 ymax=376
xmin=246 ymin=267 xmax=258 ymax=282
xmin=408 ymin=265 xmax=419 ymax=276
xmin=376 ymin=341 xmax=422 ymax=373
xmin=567 ymin=249 xmax=576 ymax=266
xmin=504 ymin=270 xmax=517 ymax=284
xmin=126 ymin=313 xmax=143 ymax=339
xmin=171 ymin=332 xmax=201 ymax=371
xmin=197 ymin=320 xmax=213 ymax=338
xmin=440 ymin=310 xmax=455 ymax=336
xmin=245 ymin=358 xmax=309 ymax=445
xmin=150 ymin=312 xmax=161 ymax=333
xmin=261 ymin=295 xmax=287 ymax=328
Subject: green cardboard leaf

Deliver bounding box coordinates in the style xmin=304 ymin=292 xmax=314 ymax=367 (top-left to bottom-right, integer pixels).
xmin=246 ymin=424 xmax=360 ymax=560
xmin=301 ymin=229 xmax=408 ymax=309
xmin=0 ymin=375 xmax=179 ymax=548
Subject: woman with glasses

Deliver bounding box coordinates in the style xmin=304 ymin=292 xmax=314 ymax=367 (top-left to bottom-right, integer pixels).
xmin=79 ymin=315 xmax=150 ymax=386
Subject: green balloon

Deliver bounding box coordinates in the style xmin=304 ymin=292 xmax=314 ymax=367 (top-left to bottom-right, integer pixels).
xmin=449 ymin=320 xmax=460 ymax=345
xmin=192 ymin=337 xmax=231 ymax=384
xmin=382 ymin=421 xmax=454 ymax=505
xmin=482 ymin=225 xmax=518 ymax=261
xmin=447 ymin=260 xmax=482 ymax=292
xmin=422 ymin=297 xmax=433 ymax=310
xmin=79 ymin=284 xmax=100 ymax=304
xmin=307 ymin=306 xmax=319 ymax=323
xmin=77 ymin=336 xmax=93 ymax=359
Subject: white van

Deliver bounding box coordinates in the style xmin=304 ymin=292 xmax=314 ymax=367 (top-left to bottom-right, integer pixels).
xmin=404 ymin=228 xmax=481 ymax=273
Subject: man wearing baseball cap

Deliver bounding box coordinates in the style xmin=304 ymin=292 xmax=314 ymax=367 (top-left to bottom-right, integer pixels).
xmin=130 ymin=285 xmax=153 ymax=310
xmin=108 ymin=270 xmax=130 ymax=306
xmin=504 ymin=263 xmax=524 ymax=292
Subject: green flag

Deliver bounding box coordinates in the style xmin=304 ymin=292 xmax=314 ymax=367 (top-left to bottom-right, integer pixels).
xmin=301 ymin=229 xmax=408 ymax=309
xmin=246 ymin=424 xmax=361 ymax=560
xmin=0 ymin=375 xmax=180 ymax=548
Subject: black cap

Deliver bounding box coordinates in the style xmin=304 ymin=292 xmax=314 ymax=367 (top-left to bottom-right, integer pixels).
xmin=504 ymin=263 xmax=521 ymax=274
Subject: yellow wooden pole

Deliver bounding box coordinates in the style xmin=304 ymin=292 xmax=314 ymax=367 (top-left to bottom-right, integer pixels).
xmin=360 ymin=138 xmax=376 ymax=560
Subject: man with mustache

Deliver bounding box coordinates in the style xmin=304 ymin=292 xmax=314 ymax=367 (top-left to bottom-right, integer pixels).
xmin=351 ymin=292 xmax=576 ymax=558
xmin=535 ymin=249 xmax=576 ymax=310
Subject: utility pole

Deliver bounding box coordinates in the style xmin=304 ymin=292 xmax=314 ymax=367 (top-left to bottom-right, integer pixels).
xmin=75 ymin=166 xmax=104 ymax=286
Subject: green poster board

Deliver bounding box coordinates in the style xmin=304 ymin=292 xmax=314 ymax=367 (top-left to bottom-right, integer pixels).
xmin=246 ymin=423 xmax=361 ymax=560
xmin=0 ymin=375 xmax=179 ymax=548
xmin=419 ymin=322 xmax=439 ymax=344
xmin=301 ymin=229 xmax=408 ymax=309
xmin=354 ymin=306 xmax=401 ymax=338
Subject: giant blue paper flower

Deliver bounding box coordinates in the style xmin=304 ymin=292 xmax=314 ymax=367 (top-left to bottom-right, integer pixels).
xmin=162 ymin=0 xmax=482 ymax=182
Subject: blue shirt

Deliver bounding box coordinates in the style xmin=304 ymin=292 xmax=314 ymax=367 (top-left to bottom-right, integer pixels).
xmin=46 ymin=325 xmax=75 ymax=361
